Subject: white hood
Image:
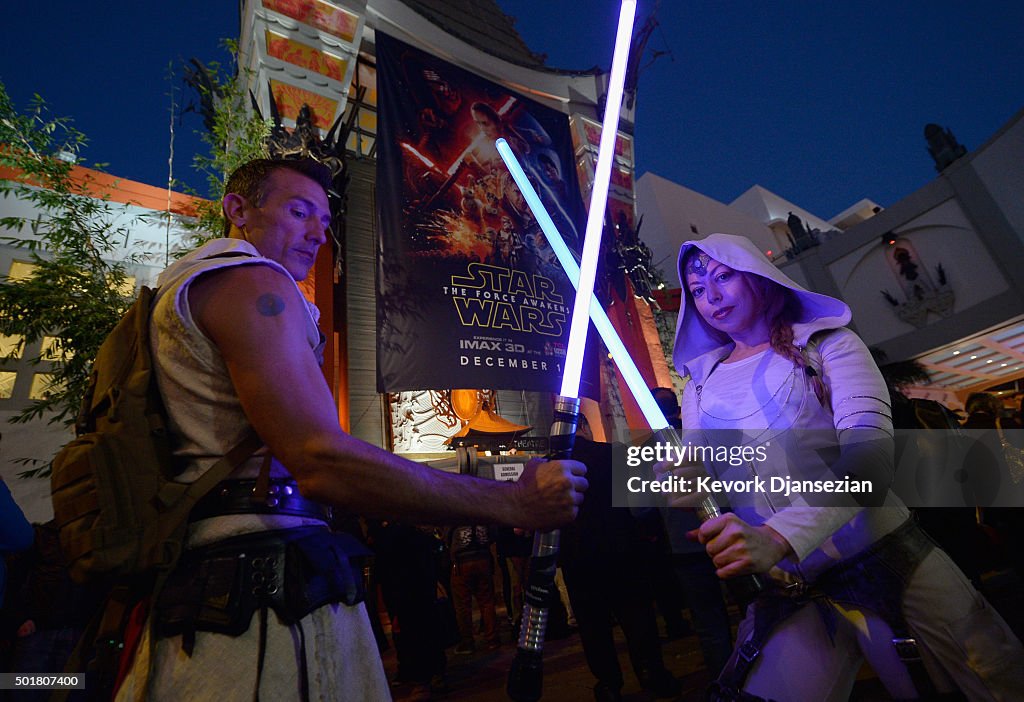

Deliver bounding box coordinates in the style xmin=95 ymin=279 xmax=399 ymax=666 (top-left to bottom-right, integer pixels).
xmin=672 ymin=233 xmax=851 ymax=369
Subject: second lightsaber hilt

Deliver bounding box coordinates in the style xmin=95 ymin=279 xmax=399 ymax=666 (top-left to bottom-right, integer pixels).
xmin=650 ymin=426 xmax=765 ymax=601
xmin=506 ymin=395 xmax=578 ymax=702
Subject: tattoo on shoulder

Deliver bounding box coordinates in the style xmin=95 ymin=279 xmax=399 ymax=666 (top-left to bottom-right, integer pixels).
xmin=256 ymin=293 xmax=286 ymax=317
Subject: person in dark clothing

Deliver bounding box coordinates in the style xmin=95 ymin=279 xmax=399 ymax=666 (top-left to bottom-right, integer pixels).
xmin=0 ymin=477 xmax=32 ymax=610
xmin=961 ymin=393 xmax=1007 ymax=504
xmin=2 ymin=521 xmax=105 ymax=700
xmin=561 ymin=424 xmax=680 ymax=702
xmin=0 ymin=475 xmax=32 ymax=677
xmin=495 ymin=526 xmax=530 ymax=633
xmin=648 ymin=388 xmax=693 ymax=640
xmin=651 ymin=387 xmax=682 ymax=434
xmin=962 ymin=394 xmax=1024 ymax=585
xmin=652 ymin=387 xmax=735 ymax=676
xmin=897 ymin=395 xmax=989 ymax=585
xmin=447 ymin=524 xmax=500 ymax=653
xmin=368 ymin=521 xmax=448 ymax=700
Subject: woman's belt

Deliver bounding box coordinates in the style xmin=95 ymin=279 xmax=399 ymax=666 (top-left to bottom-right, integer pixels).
xmin=189 ymin=478 xmax=329 ymax=522
xmin=711 ymin=518 xmax=938 ymax=700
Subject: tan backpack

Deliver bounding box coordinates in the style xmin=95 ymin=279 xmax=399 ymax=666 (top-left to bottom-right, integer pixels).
xmin=50 ymin=286 xmax=260 ymax=583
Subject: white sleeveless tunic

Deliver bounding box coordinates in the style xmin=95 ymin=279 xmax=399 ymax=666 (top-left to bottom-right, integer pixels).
xmin=116 ymin=238 xmax=390 ymax=702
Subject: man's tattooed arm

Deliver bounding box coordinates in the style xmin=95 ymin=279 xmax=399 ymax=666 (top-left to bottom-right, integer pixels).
xmin=256 ymin=293 xmax=286 ymax=317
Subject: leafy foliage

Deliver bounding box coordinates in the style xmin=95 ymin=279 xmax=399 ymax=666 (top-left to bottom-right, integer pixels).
xmin=178 ymin=39 xmax=270 ymax=249
xmin=870 ymin=346 xmax=930 ymax=397
xmin=1 ymin=80 xmax=144 ymax=474
xmin=1 ymin=40 xmax=272 ymax=478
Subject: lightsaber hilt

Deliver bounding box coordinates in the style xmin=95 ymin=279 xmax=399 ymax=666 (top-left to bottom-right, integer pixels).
xmin=650 ymin=426 xmax=765 ymax=601
xmin=507 ymin=396 xmax=579 ymax=702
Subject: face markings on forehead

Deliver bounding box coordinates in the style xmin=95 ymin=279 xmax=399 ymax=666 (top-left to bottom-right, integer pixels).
xmin=686 ymin=251 xmax=711 ymax=277
xmin=256 ymin=293 xmax=286 ymax=317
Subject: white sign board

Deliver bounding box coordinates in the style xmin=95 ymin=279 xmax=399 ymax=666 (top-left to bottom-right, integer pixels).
xmin=494 ymin=463 xmax=526 ymax=483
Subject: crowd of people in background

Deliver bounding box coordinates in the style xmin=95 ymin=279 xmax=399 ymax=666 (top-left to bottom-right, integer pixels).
xmin=3 ymin=387 xmax=1024 ymax=701
xmin=907 ymin=391 xmax=1024 ymax=589
xmin=1 ymin=166 xmax=1023 ymax=701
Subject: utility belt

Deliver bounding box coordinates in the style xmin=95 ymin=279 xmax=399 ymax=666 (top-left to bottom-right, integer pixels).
xmin=710 ymin=517 xmax=949 ymax=702
xmin=154 ymin=526 xmax=370 ymax=654
xmin=189 ymin=477 xmax=330 ymax=522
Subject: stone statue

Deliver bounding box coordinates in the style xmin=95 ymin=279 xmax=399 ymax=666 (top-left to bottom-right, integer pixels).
xmin=925 ymin=124 xmax=967 ymax=172
xmin=787 ymin=211 xmax=808 ymax=241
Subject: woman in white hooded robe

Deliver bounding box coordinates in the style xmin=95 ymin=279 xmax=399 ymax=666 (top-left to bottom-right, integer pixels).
xmin=663 ymin=233 xmax=1023 ymax=701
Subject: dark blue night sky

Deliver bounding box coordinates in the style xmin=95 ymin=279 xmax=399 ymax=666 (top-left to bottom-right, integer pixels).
xmin=4 ymin=1 xmax=1022 ymax=220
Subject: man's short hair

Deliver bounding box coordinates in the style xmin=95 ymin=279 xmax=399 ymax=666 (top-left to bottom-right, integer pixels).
xmin=222 ymin=158 xmax=334 ymax=237
xmin=965 ymin=392 xmax=999 ymax=417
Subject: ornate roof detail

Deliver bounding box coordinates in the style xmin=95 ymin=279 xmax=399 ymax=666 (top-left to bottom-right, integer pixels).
xmin=402 ymin=0 xmax=552 ymax=70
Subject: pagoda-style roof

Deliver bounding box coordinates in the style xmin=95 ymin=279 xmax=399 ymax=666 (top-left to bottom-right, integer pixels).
xmin=402 ymin=0 xmax=548 ymax=69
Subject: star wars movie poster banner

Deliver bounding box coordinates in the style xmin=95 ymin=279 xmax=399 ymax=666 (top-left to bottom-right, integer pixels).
xmin=375 ymin=33 xmax=591 ymax=394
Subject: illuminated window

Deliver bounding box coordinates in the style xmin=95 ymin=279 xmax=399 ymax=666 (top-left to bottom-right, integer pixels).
xmin=29 ymin=373 xmax=63 ymax=400
xmin=0 ymin=371 xmax=16 ymax=399
xmin=358 ymin=110 xmax=377 ymax=132
xmin=0 ymin=334 xmax=23 ymax=360
xmin=7 ymin=260 xmax=38 ymax=281
xmin=107 ymin=275 xmax=136 ymax=298
xmin=345 ymin=57 xmax=377 ymax=158
xmin=41 ymin=336 xmax=73 ymax=361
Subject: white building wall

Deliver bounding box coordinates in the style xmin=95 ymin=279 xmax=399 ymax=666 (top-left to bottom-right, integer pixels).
xmin=0 ymin=189 xmax=190 ymax=286
xmin=971 ymin=110 xmax=1024 ymax=246
xmin=729 ymin=184 xmax=837 ymax=234
xmin=781 ymin=108 xmax=1024 ymax=364
xmin=825 ymin=202 xmax=1010 ymax=347
xmin=1 ymin=189 xmax=194 ymax=523
xmin=636 ymin=172 xmax=776 ymax=281
xmin=777 ymin=259 xmax=812 ymax=291
xmin=0 ymin=419 xmax=70 ymax=524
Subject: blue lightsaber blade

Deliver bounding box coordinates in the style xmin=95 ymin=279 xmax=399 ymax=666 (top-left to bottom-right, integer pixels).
xmin=504 ymin=3 xmax=637 ymax=700
xmin=560 ymin=3 xmax=636 ymax=400
xmin=497 ymin=146 xmax=766 ymax=626
xmin=496 ymin=139 xmax=666 ymax=431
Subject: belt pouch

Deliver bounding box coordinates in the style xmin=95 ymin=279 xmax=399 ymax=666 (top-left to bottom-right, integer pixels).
xmin=284 ymin=530 xmax=373 ymax=620
xmin=155 ymin=527 xmax=372 ymax=644
xmin=156 ymin=543 xmax=273 ymax=642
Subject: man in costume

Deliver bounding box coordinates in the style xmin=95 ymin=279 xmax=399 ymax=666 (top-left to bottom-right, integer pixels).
xmin=114 ymin=158 xmax=587 ymax=700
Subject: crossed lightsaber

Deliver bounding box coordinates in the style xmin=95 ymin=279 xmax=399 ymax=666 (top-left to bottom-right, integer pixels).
xmin=496 ymin=3 xmax=758 ymax=699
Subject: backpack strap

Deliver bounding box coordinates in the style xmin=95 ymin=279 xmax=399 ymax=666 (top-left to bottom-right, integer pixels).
xmin=150 ymin=430 xmax=265 ymax=570
xmin=197 ymin=431 xmax=266 ymax=494
xmin=128 ymin=431 xmax=264 ymax=700
xmin=712 ymin=593 xmax=802 ymax=699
